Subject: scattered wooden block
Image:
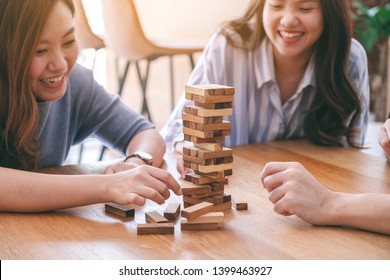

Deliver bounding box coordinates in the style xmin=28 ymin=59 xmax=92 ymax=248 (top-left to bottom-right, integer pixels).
xmin=213 ymin=201 xmax=232 ymax=212
xmin=185 ymin=212 xmax=225 ymax=224
xmin=145 ymin=211 xmax=169 ymax=223
xmin=104 ymin=203 xmax=135 ymax=218
xmin=163 ymin=203 xmax=181 ymax=221
xmin=181 ymin=202 xmax=213 ymax=220
xmin=233 ymin=200 xmax=248 ymax=210
xmin=136 ymin=223 xmax=175 ymax=235
xmin=180 ymin=220 xmax=220 ymax=231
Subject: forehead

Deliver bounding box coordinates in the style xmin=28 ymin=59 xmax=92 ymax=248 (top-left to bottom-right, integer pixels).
xmin=39 ymin=1 xmax=74 ymax=40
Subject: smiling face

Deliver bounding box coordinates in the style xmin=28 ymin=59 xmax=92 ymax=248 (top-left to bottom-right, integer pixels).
xmin=29 ymin=0 xmax=78 ymax=102
xmin=263 ymin=0 xmax=323 ymax=63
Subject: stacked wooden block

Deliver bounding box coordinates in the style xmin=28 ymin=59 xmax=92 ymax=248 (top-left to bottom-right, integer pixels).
xmin=180 ymin=84 xmax=235 ymax=230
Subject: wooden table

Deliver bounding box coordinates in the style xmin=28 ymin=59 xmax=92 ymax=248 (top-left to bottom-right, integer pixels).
xmin=1 ymin=140 xmax=390 ymax=260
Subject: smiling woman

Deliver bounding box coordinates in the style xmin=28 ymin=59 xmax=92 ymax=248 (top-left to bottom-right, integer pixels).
xmin=0 ymin=0 xmax=182 ymax=213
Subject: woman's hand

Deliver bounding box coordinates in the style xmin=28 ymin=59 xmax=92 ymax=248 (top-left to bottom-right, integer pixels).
xmin=260 ymin=162 xmax=336 ymax=225
xmin=106 ymin=165 xmax=182 ymax=206
xmin=378 ymin=119 xmax=390 ymax=161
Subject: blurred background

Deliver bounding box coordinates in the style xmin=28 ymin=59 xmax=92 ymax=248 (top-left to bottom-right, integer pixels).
xmin=67 ymin=0 xmax=390 ymax=164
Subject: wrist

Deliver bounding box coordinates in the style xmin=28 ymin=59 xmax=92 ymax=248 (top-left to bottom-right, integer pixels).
xmin=124 ymin=151 xmax=153 ymax=166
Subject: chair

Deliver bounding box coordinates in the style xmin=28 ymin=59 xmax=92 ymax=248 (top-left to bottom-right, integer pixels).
xmin=73 ymin=0 xmax=105 ymax=70
xmin=98 ymin=0 xmax=203 ymax=161
xmin=100 ymin=0 xmax=204 ymax=120
xmin=73 ymin=0 xmax=105 ymax=163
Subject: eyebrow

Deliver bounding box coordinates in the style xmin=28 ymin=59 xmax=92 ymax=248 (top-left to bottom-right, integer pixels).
xmin=38 ymin=27 xmax=75 ymax=44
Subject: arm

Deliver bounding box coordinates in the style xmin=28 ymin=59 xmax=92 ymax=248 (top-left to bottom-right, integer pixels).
xmin=260 ymin=162 xmax=390 ymax=235
xmin=0 ymin=165 xmax=182 ymax=213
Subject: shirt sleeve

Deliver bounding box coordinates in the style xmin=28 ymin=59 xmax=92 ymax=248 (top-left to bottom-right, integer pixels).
xmin=70 ymin=64 xmax=154 ymax=156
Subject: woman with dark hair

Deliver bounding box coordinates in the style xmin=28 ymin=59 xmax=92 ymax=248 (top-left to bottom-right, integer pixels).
xmin=0 ymin=0 xmax=181 ymax=212
xmin=161 ymin=0 xmax=369 ymax=177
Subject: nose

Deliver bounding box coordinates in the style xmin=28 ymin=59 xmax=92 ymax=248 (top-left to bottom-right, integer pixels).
xmin=280 ymin=10 xmax=299 ymax=27
xmin=47 ymin=50 xmax=68 ymax=73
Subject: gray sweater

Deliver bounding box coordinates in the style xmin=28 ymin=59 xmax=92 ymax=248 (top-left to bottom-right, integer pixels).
xmin=36 ymin=63 xmax=153 ymax=168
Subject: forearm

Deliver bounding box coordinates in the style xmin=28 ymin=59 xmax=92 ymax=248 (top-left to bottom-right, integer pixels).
xmin=0 ymin=167 xmax=110 ymax=212
xmin=328 ymin=193 xmax=390 ymax=235
xmin=126 ymin=129 xmax=166 ymax=167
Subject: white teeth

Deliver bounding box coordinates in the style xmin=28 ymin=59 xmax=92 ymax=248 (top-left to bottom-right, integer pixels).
xmin=280 ymin=31 xmax=303 ymax=38
xmin=41 ymin=75 xmax=64 ymax=85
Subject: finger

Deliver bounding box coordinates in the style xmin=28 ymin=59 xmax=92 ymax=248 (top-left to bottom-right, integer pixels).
xmin=262 ymin=172 xmax=285 ymax=192
xmin=122 ymin=193 xmax=146 ymax=206
xmin=273 ymin=200 xmax=292 ymax=216
xmin=147 ymin=166 xmax=182 ymax=196
xmin=260 ymin=162 xmax=289 ymax=183
xmin=268 ymin=187 xmax=286 ymax=204
xmin=176 ymin=157 xmax=186 ymax=179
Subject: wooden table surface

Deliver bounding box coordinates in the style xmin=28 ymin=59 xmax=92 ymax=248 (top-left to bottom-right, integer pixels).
xmin=1 ymin=140 xmax=390 ymax=260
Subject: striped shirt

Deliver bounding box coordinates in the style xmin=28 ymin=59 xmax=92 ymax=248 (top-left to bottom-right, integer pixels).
xmin=160 ymin=33 xmax=369 ymax=152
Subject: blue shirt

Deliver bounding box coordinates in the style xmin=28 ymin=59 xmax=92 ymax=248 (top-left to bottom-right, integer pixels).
xmin=161 ymin=33 xmax=369 ymax=151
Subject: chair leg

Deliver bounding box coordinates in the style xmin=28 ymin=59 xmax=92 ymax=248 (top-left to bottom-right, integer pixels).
xmin=188 ymin=54 xmax=195 ymax=69
xmin=118 ymin=61 xmax=131 ymax=97
xmin=135 ymin=61 xmax=152 ymax=121
xmin=169 ymin=56 xmax=175 ymax=111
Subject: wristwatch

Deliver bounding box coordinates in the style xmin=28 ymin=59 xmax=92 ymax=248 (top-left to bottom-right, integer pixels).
xmin=124 ymin=151 xmax=153 ymax=166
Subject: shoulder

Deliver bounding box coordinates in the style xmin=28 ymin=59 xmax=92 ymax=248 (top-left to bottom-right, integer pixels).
xmin=69 ymin=63 xmax=95 ymax=86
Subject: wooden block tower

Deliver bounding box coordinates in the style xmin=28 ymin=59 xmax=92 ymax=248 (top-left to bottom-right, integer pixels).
xmin=180 ymin=84 xmax=235 ymax=229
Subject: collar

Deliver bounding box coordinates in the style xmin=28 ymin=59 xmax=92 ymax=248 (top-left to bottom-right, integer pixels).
xmin=254 ymin=38 xmax=316 ymax=91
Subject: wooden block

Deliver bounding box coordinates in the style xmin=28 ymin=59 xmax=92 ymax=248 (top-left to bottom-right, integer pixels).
xmin=184 ymin=105 xmax=233 ymax=117
xmin=184 ymin=146 xmax=232 ymax=159
xmin=212 ymin=195 xmax=224 ymax=205
xmin=104 ymin=203 xmax=135 ymax=217
xmin=163 ymin=203 xmax=181 ymax=221
xmin=194 ymin=142 xmax=223 ymax=151
xmin=181 ymin=202 xmax=214 ymax=220
xmin=194 ymin=101 xmax=233 ymax=109
xmin=185 ymin=84 xmax=234 ymax=96
xmin=181 ymin=184 xmax=211 ymax=196
xmin=183 ymin=154 xmax=233 ymax=166
xmin=195 ymin=170 xmax=225 ymax=180
xmin=233 ymin=200 xmax=248 ymax=210
xmin=186 ymin=92 xmax=234 ymax=103
xmin=145 ymin=211 xmax=169 ymax=223
xmin=185 ymin=212 xmax=225 ymax=224
xmin=184 ymin=134 xmax=225 ymax=143
xmin=181 ymin=220 xmax=220 ymax=231
xmin=136 ymin=223 xmax=175 ymax=235
xmin=183 ymin=126 xmax=231 ymax=139
xmin=213 ymin=201 xmax=232 ymax=212
xmin=182 ymin=112 xmax=222 ymax=124
xmin=184 ymin=172 xmax=227 ymax=185
xmin=197 ymin=163 xmax=233 ymax=173
xmin=183 ymin=196 xmax=213 ymax=205
xmin=183 ymin=120 xmax=231 ymax=132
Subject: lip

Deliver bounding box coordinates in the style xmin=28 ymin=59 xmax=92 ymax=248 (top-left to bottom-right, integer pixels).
xmin=278 ymin=30 xmax=304 ymax=43
xmin=39 ymin=74 xmax=66 ymax=89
